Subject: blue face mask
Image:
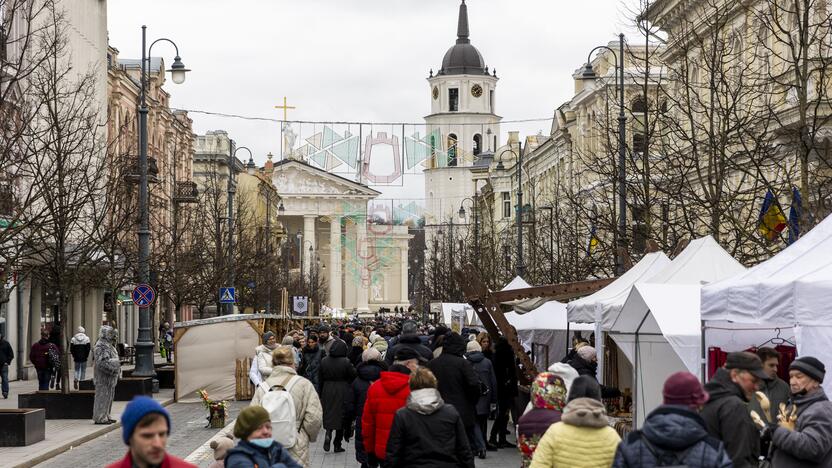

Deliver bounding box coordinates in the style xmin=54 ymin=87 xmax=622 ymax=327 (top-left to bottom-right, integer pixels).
xmin=250 ymin=438 xmax=273 ymax=449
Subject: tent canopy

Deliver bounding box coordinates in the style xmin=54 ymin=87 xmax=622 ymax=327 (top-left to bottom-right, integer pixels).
xmin=701 ymin=213 xmax=832 ymax=395
xmin=567 ymin=252 xmax=671 ymax=328
xmin=505 ymin=301 xmax=595 ymax=332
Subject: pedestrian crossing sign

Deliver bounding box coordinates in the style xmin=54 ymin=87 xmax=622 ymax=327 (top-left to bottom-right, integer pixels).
xmin=219 ymin=287 xmax=236 ymax=304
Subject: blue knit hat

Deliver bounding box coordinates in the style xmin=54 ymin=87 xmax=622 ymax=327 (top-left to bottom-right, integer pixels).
xmin=121 ymin=396 xmax=171 ymax=444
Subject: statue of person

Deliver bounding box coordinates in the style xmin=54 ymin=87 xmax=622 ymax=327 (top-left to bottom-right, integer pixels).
xmin=92 ymin=325 xmax=120 ymax=424
xmin=282 ymin=122 xmax=297 ymax=158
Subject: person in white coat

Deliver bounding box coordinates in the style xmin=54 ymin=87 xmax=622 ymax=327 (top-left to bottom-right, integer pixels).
xmin=254 ymin=332 xmax=278 ymax=382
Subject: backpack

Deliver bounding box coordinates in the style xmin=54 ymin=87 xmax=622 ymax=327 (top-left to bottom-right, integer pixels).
xmin=259 ymin=375 xmax=301 ymax=448
xmin=639 ymin=433 xmax=694 ymax=468
xmin=47 ymin=345 xmax=61 ymax=371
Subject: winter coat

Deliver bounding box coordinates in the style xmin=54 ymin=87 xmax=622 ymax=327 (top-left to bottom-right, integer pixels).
xmin=255 ymin=344 xmax=277 ymax=381
xmin=318 ymin=340 xmax=356 ymax=430
xmin=106 ymin=451 xmax=196 ymax=468
xmin=346 ymin=360 xmax=387 ymax=464
xmin=371 ymin=337 xmax=388 ymax=358
xmin=0 ymin=338 xmax=14 ymax=366
xmin=224 ymin=439 xmax=302 ymax=468
xmin=385 ymin=388 xmax=475 ymax=468
xmin=529 ymin=397 xmax=621 ymax=468
xmin=517 ymin=374 xmax=568 ymax=468
xmin=612 ymin=405 xmax=732 ymax=468
xmin=771 ymin=388 xmax=832 ymax=467
xmin=29 ymin=339 xmax=55 ymax=370
xmin=700 ymin=368 xmax=760 ymax=468
xmin=384 ymin=334 xmax=433 ymax=365
xmin=362 ymin=369 xmax=411 ymax=460
xmin=348 ymin=345 xmax=364 ymax=367
xmin=494 ymin=337 xmax=519 ymax=401
xmin=465 ymin=351 xmax=497 ymax=415
xmin=70 ymin=332 xmax=91 ymax=363
xmin=749 ymin=375 xmax=790 ymax=423
xmin=250 ymin=366 xmax=323 ymax=467
xmin=298 ymin=345 xmax=321 ymax=390
xmin=427 ymin=333 xmax=481 ymax=428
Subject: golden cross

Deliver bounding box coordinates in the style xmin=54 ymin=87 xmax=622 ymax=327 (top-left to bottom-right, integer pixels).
xmin=274 ymin=96 xmax=296 ymax=121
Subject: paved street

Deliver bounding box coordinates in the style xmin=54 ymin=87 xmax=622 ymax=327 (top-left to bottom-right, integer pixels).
xmin=37 ymin=401 xmax=247 ymax=468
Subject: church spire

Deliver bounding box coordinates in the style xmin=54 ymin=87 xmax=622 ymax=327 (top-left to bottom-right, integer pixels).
xmin=456 ymin=0 xmax=470 ymax=44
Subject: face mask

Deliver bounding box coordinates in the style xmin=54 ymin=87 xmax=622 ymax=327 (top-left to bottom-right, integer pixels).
xmin=250 ymin=438 xmax=273 ymax=448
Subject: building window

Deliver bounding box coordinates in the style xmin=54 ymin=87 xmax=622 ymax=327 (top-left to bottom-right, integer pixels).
xmin=449 ymin=88 xmax=459 ymax=112
xmin=448 ymin=134 xmax=458 ymax=166
xmin=489 ymin=90 xmax=494 ymax=112
xmin=430 ymin=135 xmax=436 ymax=167
xmin=473 ymin=134 xmax=481 ymax=156
xmin=502 ymin=192 xmax=511 ymax=218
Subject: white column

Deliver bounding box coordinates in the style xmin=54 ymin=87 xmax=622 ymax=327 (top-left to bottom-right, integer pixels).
xmin=29 ymin=280 xmax=42 ymax=354
xmin=356 ymin=218 xmax=370 ymax=313
xmin=329 ymin=217 xmax=342 ymax=309
xmin=303 ymin=215 xmax=316 ymax=280
xmin=400 ymin=244 xmax=409 ymax=305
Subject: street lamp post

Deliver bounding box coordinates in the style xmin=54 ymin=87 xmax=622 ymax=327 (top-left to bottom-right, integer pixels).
xmin=225 ymin=145 xmax=252 ymax=315
xmin=581 ymin=34 xmax=627 ymax=276
xmin=458 ymin=196 xmax=479 ymax=263
xmin=539 ymin=206 xmax=555 ymax=283
xmin=497 ymin=144 xmax=525 ymax=277
xmin=135 ymin=26 xmax=189 ymax=378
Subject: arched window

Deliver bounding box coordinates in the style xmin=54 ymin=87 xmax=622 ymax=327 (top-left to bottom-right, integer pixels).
xmin=473 ymin=134 xmax=481 ymax=156
xmin=448 ymin=134 xmax=458 ymax=166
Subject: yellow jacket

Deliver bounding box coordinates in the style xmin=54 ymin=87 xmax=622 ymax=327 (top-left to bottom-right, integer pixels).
xmin=530 ymin=398 xmax=620 ymax=468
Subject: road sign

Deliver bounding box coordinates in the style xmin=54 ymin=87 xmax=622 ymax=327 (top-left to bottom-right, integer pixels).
xmin=132 ymin=284 xmax=156 ymax=308
xmin=219 ymin=287 xmax=236 ymax=304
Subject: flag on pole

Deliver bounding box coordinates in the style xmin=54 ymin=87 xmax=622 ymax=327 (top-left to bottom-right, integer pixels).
xmin=787 ymin=187 xmax=802 ymax=245
xmin=586 ymin=224 xmax=600 ymax=257
xmin=758 ymin=189 xmax=787 ymax=242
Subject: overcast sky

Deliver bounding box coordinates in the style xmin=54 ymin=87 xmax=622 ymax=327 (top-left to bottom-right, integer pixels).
xmin=108 ymin=0 xmax=640 ymax=200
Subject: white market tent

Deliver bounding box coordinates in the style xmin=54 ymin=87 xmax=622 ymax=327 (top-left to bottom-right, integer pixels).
xmin=566 ymin=252 xmax=672 ymax=377
xmin=701 ymin=213 xmax=832 ymax=395
xmin=505 ymin=302 xmax=594 ymax=368
xmin=608 ymin=236 xmax=746 ymax=426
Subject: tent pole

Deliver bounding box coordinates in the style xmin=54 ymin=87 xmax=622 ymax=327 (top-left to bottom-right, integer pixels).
xmin=700 ymin=319 xmax=706 ymax=384
xmin=565 ymin=321 xmax=570 ymax=355
xmin=632 ymin=310 xmax=650 ymax=430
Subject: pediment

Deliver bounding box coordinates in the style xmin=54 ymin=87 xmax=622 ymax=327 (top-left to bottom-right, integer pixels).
xmin=272 ymin=159 xmax=379 ymax=198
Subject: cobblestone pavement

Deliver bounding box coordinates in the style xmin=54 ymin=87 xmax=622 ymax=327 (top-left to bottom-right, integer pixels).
xmin=37 ymin=401 xmax=247 ymax=468
xmin=305 ymin=420 xmax=521 ymax=468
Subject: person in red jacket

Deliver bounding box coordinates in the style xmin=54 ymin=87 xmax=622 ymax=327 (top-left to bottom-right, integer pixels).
xmin=362 ymin=348 xmax=421 ymax=467
xmin=29 ymin=330 xmax=57 ymax=391
xmin=106 ymin=396 xmax=196 ymax=468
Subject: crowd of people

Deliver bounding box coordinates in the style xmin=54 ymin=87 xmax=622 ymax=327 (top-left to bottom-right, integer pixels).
xmin=95 ymin=317 xmax=832 ymax=468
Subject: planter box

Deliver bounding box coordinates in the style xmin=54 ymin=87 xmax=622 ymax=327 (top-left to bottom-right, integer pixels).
xmin=0 ymin=409 xmax=46 ymax=446
xmin=79 ymin=377 xmax=153 ymax=401
xmin=18 ymin=391 xmax=95 ymax=419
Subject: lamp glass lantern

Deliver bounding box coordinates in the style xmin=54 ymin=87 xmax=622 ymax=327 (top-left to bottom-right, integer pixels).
xmin=168 ymin=56 xmax=190 ymax=84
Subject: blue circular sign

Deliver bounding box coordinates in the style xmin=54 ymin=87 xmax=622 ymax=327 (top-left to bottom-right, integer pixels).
xmin=132 ymin=283 xmax=156 ymax=308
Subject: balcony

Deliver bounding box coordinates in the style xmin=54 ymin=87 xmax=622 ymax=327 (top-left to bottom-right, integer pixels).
xmin=173 ymin=181 xmax=199 ymax=203
xmin=123 ymin=156 xmax=159 ymax=184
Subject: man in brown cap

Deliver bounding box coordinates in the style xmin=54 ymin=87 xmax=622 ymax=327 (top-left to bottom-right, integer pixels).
xmin=700 ymin=352 xmax=768 ymax=468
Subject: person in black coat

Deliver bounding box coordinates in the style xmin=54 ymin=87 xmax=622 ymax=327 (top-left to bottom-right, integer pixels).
xmin=385 ymin=321 xmax=433 ymax=365
xmin=489 ymin=335 xmax=518 ymax=448
xmin=0 ymin=333 xmax=14 ymax=399
xmin=299 ymin=334 xmax=322 ymax=391
xmin=465 ymin=339 xmax=497 ymax=455
xmin=427 ymin=332 xmax=481 ymax=450
xmin=700 ymin=352 xmax=766 ymax=468
xmin=386 ymin=367 xmax=475 ymax=468
xmin=319 ymin=339 xmax=356 ymax=453
xmin=345 ymin=348 xmax=387 ymax=468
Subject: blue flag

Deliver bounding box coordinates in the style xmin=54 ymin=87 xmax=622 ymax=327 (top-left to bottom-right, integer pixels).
xmin=788 ymin=187 xmax=801 ymax=245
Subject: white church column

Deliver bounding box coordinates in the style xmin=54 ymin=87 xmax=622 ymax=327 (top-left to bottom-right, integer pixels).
xmin=356 ymin=219 xmax=370 ymax=313
xmin=329 ymin=217 xmax=342 ymax=309
xmin=399 ymin=244 xmax=409 ymax=305
xmin=303 ymin=215 xmax=316 ymax=280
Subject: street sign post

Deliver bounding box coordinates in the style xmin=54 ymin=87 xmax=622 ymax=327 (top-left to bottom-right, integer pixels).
xmin=132 ymin=284 xmax=156 ymax=308
xmin=219 ymin=287 xmax=236 ymax=304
